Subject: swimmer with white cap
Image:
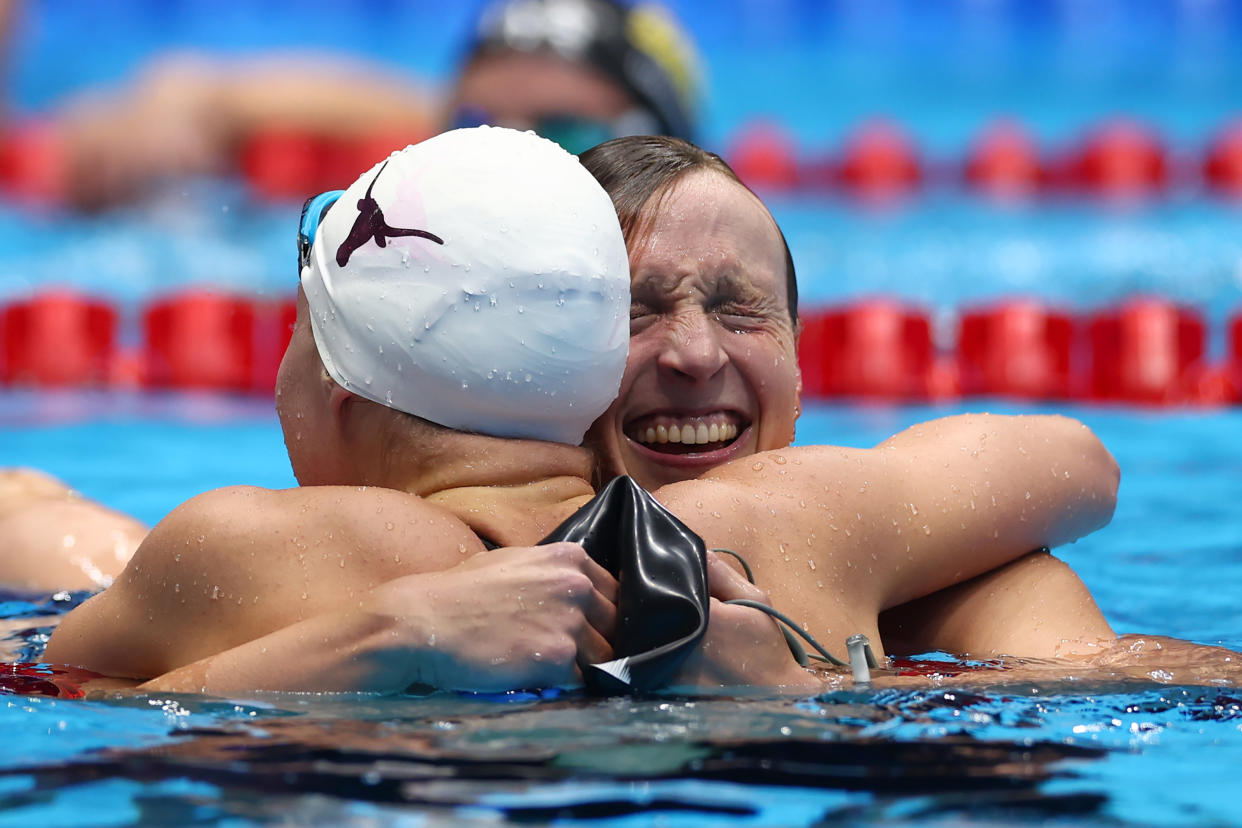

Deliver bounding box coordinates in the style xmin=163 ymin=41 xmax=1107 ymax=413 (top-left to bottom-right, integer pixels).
xmin=297 ymin=124 xmax=628 ymax=447
xmin=47 ymin=127 xmax=1125 ymax=695
xmin=47 ymin=126 xmax=784 ymax=694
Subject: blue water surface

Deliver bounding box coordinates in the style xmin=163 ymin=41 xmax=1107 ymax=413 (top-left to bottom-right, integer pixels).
xmin=4 ymin=397 xmax=1241 ymax=826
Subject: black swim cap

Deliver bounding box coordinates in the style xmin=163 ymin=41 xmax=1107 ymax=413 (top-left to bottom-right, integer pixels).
xmin=464 ymin=0 xmax=700 ymax=142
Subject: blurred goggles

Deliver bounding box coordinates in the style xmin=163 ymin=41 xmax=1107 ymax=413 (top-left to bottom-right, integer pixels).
xmin=297 ymin=189 xmax=345 ymax=274
xmin=450 ymin=106 xmax=659 ymax=155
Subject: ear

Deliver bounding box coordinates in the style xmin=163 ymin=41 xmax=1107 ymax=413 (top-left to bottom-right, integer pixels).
xmin=329 ymin=381 xmax=395 ymax=465
xmin=794 ymin=368 xmax=803 ymax=420
xmin=792 ymin=321 xmax=804 ymax=420
xmin=790 ymin=368 xmax=803 ymax=440
xmin=326 ymin=378 xmax=360 ymax=440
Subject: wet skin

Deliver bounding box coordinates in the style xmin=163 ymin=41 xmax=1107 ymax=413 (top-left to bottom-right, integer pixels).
xmin=585 ymin=170 xmax=801 ymax=490
xmin=584 ymin=166 xmax=1119 ymax=660
xmin=453 ymin=51 xmax=636 ymax=132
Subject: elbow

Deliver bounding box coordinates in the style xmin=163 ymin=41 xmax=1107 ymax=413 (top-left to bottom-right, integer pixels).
xmin=1098 ymin=443 xmax=1121 ymax=525
xmin=1060 ymin=416 xmax=1120 ymax=528
xmin=1102 ymin=443 xmax=1121 ymax=505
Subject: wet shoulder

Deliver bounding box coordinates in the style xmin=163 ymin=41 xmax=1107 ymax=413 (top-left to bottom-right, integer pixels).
xmin=133 ymin=484 xmax=482 ymax=600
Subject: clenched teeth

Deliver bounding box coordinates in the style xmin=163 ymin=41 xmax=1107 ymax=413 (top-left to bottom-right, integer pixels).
xmin=634 ymin=419 xmax=739 ymax=446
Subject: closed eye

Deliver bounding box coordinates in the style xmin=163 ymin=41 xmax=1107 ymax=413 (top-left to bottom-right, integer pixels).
xmin=629 ymin=303 xmax=659 ymax=334
xmin=710 ymin=302 xmax=770 ymax=332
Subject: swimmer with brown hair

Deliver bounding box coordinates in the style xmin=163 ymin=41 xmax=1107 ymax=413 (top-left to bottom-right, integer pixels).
xmin=576 ymin=134 xmax=1240 ymax=685
xmin=577 ymin=134 xmax=1117 ymax=662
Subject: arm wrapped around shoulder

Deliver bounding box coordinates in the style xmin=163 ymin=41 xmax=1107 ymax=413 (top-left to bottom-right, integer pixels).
xmin=878 ymin=412 xmax=1120 ymax=554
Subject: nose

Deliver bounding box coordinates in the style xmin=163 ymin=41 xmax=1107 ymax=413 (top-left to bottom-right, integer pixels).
xmin=657 ymin=310 xmax=728 ymax=383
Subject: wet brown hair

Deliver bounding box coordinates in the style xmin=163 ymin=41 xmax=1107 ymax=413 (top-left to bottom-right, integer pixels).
xmin=579 ymin=135 xmax=798 ymax=326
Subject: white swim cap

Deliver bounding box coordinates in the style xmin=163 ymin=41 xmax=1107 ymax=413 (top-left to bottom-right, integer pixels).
xmin=301 ymin=126 xmax=630 ymax=445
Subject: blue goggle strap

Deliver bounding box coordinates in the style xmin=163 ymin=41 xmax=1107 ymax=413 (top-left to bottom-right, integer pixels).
xmin=297 ymin=190 xmax=346 ymax=275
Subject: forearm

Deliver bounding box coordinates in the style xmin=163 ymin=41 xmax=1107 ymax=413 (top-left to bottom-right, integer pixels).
xmin=870 ymin=413 xmax=1119 ymax=603
xmin=690 ymin=413 xmax=1119 ymax=612
xmin=879 ymin=551 xmax=1116 ymax=658
xmin=215 ymin=58 xmax=439 ymax=137
xmin=138 ymin=541 xmax=615 ymax=695
xmin=50 ymin=53 xmax=440 ymax=210
xmin=877 ymin=413 xmax=1119 ymax=548
xmin=140 ymin=604 xmax=421 ymax=695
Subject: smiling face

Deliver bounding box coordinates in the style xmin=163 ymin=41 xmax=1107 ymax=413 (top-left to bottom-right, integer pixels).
xmin=585 ymin=169 xmax=801 ymax=490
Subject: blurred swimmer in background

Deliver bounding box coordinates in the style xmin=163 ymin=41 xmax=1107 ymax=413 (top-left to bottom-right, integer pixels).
xmin=3 ymin=0 xmax=699 ymax=210
xmin=0 ymin=468 xmax=145 ymax=593
xmin=447 ymin=0 xmax=698 ymax=151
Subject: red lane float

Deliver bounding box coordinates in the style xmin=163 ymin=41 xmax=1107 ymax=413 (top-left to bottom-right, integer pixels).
xmin=318 ymin=130 xmax=416 ymax=193
xmin=963 ymin=120 xmax=1045 ymax=201
xmin=240 ymin=128 xmax=426 ymax=202
xmin=798 ymin=300 xmax=939 ymax=400
xmin=239 ymin=129 xmax=325 ymax=202
xmin=143 ymin=291 xmax=297 ymax=392
xmin=1227 ymin=312 xmax=1242 ymax=402
xmin=1062 ymin=120 xmax=1169 ymax=200
xmin=1086 ymin=298 xmax=1207 ymax=404
xmin=957 ymin=301 xmax=1076 ymax=399
xmin=1203 ymin=120 xmax=1242 ymax=198
xmin=0 ymin=120 xmax=67 ymax=205
xmin=0 ymin=291 xmax=116 ymax=386
xmin=251 ymin=297 xmax=298 ymax=392
xmin=725 ymin=120 xmax=801 ymax=192
xmin=3 ymin=291 xmax=1238 ymax=407
xmin=835 ymin=120 xmax=922 ymax=201
xmin=143 ymin=291 xmax=259 ymax=391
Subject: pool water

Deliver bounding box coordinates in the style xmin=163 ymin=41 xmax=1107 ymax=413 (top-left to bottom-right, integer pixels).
xmin=3 ymin=397 xmax=1241 ymax=827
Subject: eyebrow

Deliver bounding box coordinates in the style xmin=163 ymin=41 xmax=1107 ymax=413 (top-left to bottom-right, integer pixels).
xmin=631 ymin=266 xmax=780 ymax=305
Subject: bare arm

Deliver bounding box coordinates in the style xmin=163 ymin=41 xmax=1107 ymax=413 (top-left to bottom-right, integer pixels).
xmin=658 ymin=414 xmax=1118 ymax=640
xmin=0 ymin=468 xmax=146 ymax=591
xmin=50 ymin=52 xmax=439 ymax=209
xmin=671 ymin=552 xmax=826 ymax=690
xmin=879 ymin=550 xmax=1116 ymax=658
xmin=140 ymin=543 xmax=617 ymax=694
xmin=862 ymin=413 xmax=1118 ymax=606
xmin=737 ymin=413 xmax=1112 ymax=603
xmin=44 ymin=484 xmax=482 ymax=679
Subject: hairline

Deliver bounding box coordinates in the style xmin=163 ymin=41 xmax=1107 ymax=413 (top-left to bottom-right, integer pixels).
xmin=581 ymin=136 xmax=799 ymax=328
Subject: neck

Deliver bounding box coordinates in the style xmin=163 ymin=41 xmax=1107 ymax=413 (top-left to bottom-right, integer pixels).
xmin=389 ymin=432 xmax=595 ymax=496
xmin=380 ymin=432 xmax=597 ymax=544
